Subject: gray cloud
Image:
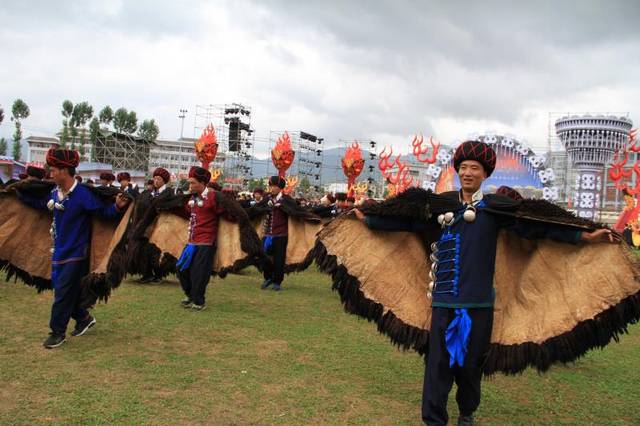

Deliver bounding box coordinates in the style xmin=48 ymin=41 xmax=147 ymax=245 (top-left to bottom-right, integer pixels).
xmin=0 ymin=0 xmax=638 ymax=157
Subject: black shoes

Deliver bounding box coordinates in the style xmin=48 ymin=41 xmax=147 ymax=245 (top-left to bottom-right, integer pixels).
xmin=43 ymin=316 xmax=95 ymax=348
xmin=458 ymin=414 xmax=474 ymax=426
xmin=138 ymin=275 xmax=161 ymax=284
xmin=260 ymin=279 xmax=272 ymax=290
xmin=43 ymin=333 xmax=66 ymax=349
xmin=182 ymin=297 xmax=205 ymax=311
xmin=71 ymin=316 xmax=96 ymax=337
xmin=272 ymin=283 xmax=282 ymax=291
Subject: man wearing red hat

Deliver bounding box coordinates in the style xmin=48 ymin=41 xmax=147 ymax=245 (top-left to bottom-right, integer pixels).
xmin=259 ymin=176 xmax=289 ymax=291
xmin=250 ymin=188 xmax=264 ymax=206
xmin=349 ymin=140 xmax=618 ymax=425
xmin=176 ymin=166 xmax=233 ymax=310
xmin=26 ymin=165 xmax=46 ymax=181
xmin=99 ymin=172 xmax=116 ymax=187
xmin=311 ymin=193 xmax=338 ymax=218
xmin=18 ymin=148 xmax=130 ymax=349
xmin=151 ymin=167 xmax=172 ymax=197
xmin=117 ymin=172 xmax=139 ymax=198
xmin=134 ymin=167 xmax=174 ymax=284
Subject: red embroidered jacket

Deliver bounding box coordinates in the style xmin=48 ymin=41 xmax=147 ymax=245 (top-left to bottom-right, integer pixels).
xmin=185 ymin=188 xmax=233 ymax=245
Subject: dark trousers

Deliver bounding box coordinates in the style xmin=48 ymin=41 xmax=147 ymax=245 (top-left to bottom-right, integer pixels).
xmin=262 ymin=236 xmax=288 ymax=285
xmin=422 ymin=307 xmax=494 ymax=426
xmin=178 ymin=244 xmax=215 ymax=306
xmin=50 ymin=260 xmax=90 ymax=335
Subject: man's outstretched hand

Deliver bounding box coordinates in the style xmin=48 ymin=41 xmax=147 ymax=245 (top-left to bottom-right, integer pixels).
xmin=115 ymin=193 xmax=131 ymax=210
xmin=580 ymin=228 xmax=621 ymax=244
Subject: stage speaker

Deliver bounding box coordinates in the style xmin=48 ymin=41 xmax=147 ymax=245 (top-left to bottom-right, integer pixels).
xmin=228 ymin=120 xmax=240 ymax=152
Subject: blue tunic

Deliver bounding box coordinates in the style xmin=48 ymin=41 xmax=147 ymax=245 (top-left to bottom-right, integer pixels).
xmin=364 ymin=199 xmax=582 ymax=309
xmin=20 ymin=182 xmax=119 ymax=265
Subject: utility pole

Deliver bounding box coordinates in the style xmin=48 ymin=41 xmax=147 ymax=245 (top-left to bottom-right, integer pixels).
xmin=179 ymin=109 xmax=188 ymax=139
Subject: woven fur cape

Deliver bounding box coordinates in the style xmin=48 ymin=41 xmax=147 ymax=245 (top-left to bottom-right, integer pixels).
xmin=0 ymin=180 xmax=132 ymax=308
xmin=312 ymin=187 xmax=640 ymax=375
xmin=127 ymin=190 xmax=264 ymax=279
xmin=247 ymin=195 xmax=323 ymax=273
xmin=125 ymin=189 xmax=176 ymax=278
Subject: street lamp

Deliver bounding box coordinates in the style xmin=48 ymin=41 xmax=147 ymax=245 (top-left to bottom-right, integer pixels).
xmin=178 ymin=109 xmax=188 ymax=139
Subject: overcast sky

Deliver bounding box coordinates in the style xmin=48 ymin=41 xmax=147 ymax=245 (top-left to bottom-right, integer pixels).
xmin=1 ymin=0 xmax=638 ymax=157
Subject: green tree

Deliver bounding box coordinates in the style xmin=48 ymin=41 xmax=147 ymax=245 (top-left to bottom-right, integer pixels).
xmin=60 ymin=125 xmax=70 ymax=148
xmin=99 ymin=105 xmax=113 ymax=127
xmin=113 ymin=107 xmax=129 ymax=133
xmin=125 ymin=111 xmax=138 ymax=134
xmin=72 ymin=101 xmax=93 ymax=157
xmin=61 ymin=100 xmax=74 ymax=147
xmin=0 ymin=138 xmax=7 ymax=156
xmin=138 ymin=119 xmax=159 ymax=142
xmin=11 ymin=99 xmax=30 ymax=161
xmin=246 ymin=178 xmax=263 ymax=191
xmin=89 ymin=117 xmax=100 ymax=161
xmin=299 ymin=176 xmax=311 ymax=192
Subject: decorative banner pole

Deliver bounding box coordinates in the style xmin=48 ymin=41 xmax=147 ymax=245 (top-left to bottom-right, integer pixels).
xmin=341 ymin=141 xmax=365 ymax=198
xmin=271 ymin=131 xmax=295 ymax=178
xmin=270 ymin=131 xmax=298 ymax=194
xmin=194 ymin=123 xmax=219 ymax=170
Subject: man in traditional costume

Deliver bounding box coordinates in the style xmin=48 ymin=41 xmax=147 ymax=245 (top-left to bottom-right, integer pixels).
xmin=259 ymin=176 xmax=321 ymax=291
xmin=313 ymin=140 xmax=630 ymax=425
xmin=260 ymin=176 xmax=290 ymax=291
xmin=99 ymin=172 xmax=116 ymax=187
xmin=18 ymin=148 xmax=130 ymax=348
xmin=312 ymin=193 xmax=338 ymax=218
xmin=25 ymin=165 xmax=46 ymax=181
xmin=250 ymin=188 xmax=264 ymax=206
xmin=176 ymin=166 xmax=236 ymax=311
xmin=132 ymin=167 xmax=174 ymax=283
xmin=117 ymin=172 xmax=139 ymax=198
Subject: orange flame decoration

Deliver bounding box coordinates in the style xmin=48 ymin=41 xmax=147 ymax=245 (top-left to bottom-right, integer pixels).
xmin=283 ymin=175 xmax=299 ymax=195
xmin=271 ymin=131 xmax=295 ymax=177
xmin=209 ymin=168 xmax=222 ymax=182
xmin=195 ymin=124 xmax=219 ymax=169
xmin=609 ymin=150 xmax=640 ymax=196
xmin=350 ymin=181 xmax=368 ymax=202
xmin=378 ymin=145 xmax=415 ymax=197
xmin=341 ymin=142 xmax=365 ymax=197
xmin=627 ymin=129 xmax=640 ymax=153
xmin=610 ymin=131 xmax=640 ymax=234
xmin=412 ymin=134 xmax=440 ymax=164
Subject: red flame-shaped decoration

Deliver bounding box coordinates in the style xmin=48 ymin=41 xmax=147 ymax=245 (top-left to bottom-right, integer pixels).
xmin=341 ymin=141 xmax=365 ymax=198
xmin=271 ymin=131 xmax=295 ymax=177
xmin=195 ymin=124 xmax=219 ymax=169
xmin=378 ymin=145 xmax=415 ymax=197
xmin=608 ymin=128 xmax=640 ymax=234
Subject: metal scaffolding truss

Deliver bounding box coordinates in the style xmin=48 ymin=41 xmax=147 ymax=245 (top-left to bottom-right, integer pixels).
xmin=193 ymin=103 xmax=254 ymax=187
xmin=94 ymin=130 xmax=151 ymax=171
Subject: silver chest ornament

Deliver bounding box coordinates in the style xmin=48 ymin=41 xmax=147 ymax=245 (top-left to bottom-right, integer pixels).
xmin=436 ymin=205 xmax=476 ymax=226
xmin=189 ymin=198 xmax=204 ymax=208
xmin=429 ymin=205 xmax=476 ymax=299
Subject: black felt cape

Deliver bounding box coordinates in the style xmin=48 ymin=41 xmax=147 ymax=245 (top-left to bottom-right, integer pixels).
xmin=311 ymin=187 xmax=640 ymax=375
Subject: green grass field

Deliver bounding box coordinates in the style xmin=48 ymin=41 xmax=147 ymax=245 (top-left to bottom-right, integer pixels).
xmin=1 ymin=267 xmax=638 ymax=425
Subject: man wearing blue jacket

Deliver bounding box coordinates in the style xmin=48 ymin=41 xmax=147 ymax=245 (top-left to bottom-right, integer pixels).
xmin=19 ymin=148 xmax=130 ymax=349
xmin=354 ymin=140 xmax=618 ymax=426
